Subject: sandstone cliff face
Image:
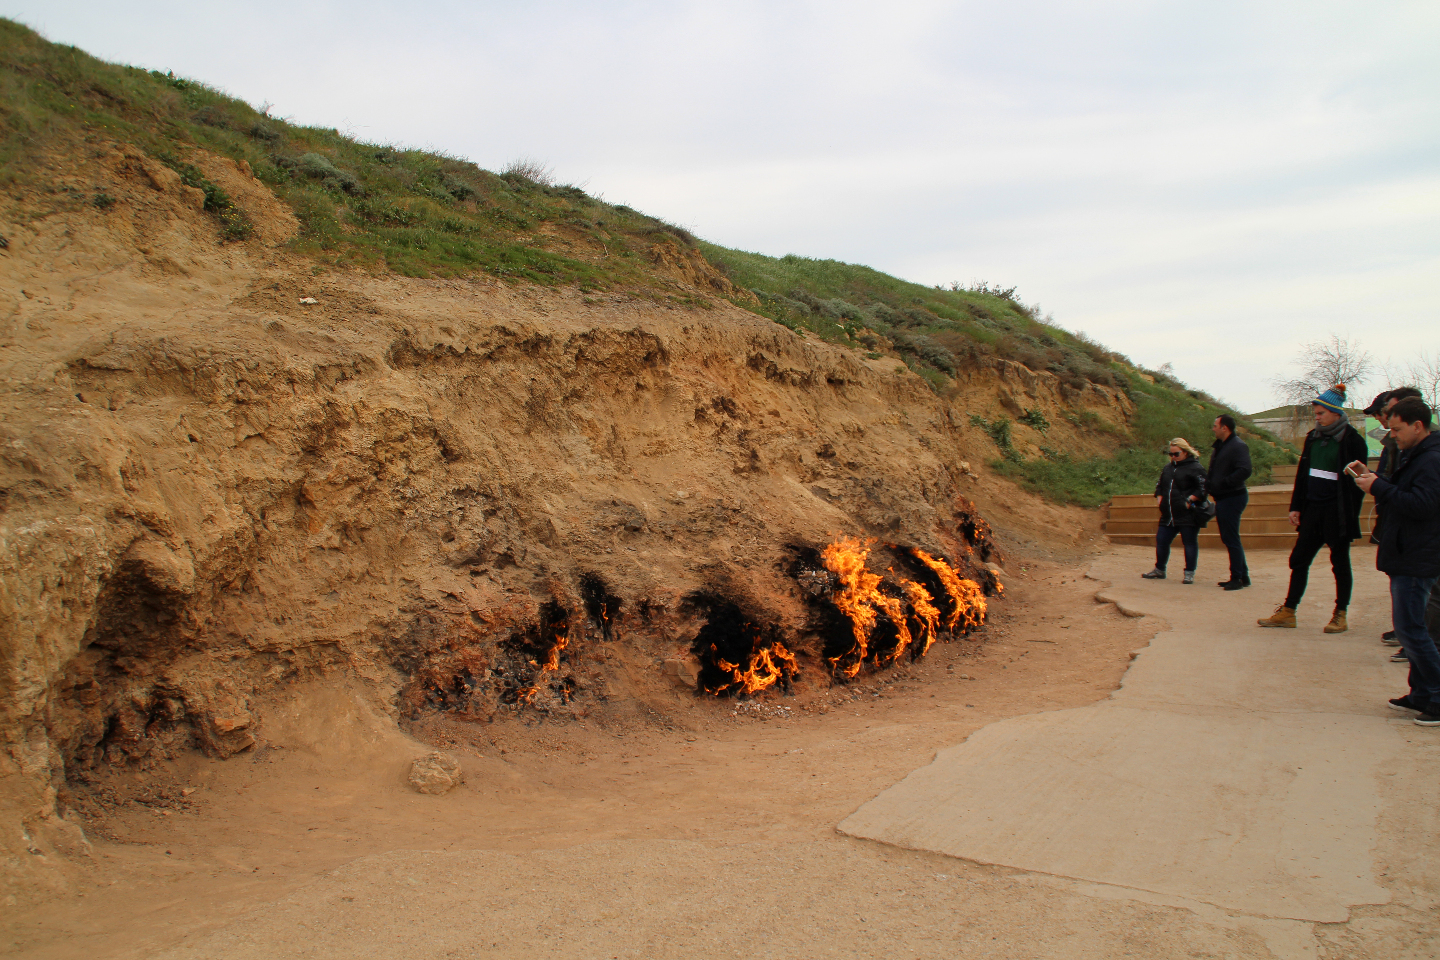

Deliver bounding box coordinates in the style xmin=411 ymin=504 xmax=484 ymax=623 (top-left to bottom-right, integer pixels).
xmin=0 ymin=159 xmax=1127 ymax=899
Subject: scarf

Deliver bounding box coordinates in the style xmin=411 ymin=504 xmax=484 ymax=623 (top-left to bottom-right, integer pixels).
xmin=1312 ymin=410 xmax=1349 ymax=442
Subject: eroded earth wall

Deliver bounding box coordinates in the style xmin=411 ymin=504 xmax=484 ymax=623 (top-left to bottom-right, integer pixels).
xmin=0 ymin=162 xmax=1128 ymax=899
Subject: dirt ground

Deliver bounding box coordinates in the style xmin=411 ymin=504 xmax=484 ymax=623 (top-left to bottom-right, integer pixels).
xmin=1 ymin=555 xmax=1196 ymax=959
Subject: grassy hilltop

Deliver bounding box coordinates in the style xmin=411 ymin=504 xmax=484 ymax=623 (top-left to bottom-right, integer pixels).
xmin=0 ymin=18 xmax=1294 ymax=506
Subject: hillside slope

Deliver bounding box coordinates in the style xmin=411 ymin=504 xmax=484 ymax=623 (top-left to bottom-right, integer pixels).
xmin=0 ymin=19 xmax=1282 ymax=902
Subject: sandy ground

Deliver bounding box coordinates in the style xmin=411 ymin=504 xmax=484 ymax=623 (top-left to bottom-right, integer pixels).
xmin=4 ymin=547 xmax=1430 ymax=959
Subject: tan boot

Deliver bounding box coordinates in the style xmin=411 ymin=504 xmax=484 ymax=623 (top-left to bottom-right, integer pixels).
xmin=1258 ymin=605 xmax=1297 ymax=628
xmin=1323 ymin=608 xmax=1348 ymax=634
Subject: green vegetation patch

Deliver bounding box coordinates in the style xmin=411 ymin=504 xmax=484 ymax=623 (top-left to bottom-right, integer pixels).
xmin=991 ymin=373 xmax=1297 ymax=507
xmin=0 ymin=18 xmax=702 ymax=289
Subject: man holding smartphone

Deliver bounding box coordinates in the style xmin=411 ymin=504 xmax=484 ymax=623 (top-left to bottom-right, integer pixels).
xmin=1354 ymin=397 xmax=1440 ymax=725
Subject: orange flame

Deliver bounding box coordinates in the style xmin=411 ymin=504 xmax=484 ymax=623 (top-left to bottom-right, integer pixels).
xmin=949 ymin=577 xmax=988 ymax=630
xmin=899 ymin=577 xmax=941 ymax=657
xmin=821 ymin=538 xmax=914 ymax=677
xmin=537 ymin=632 xmax=569 ymax=672
xmin=911 ymin=548 xmax=970 ymax=631
xmin=820 ymin=540 xmax=990 ymax=678
xmin=707 ymin=640 xmax=800 ymax=696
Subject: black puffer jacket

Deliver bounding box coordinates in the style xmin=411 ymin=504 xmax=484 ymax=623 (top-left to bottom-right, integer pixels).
xmin=1207 ymin=434 xmax=1252 ymax=500
xmin=1372 ymin=431 xmax=1440 ymax=578
xmin=1154 ymin=455 xmax=1209 ymax=527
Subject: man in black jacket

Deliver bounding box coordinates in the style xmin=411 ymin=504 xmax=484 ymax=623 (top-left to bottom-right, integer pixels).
xmin=1257 ymin=384 xmax=1369 ymax=632
xmin=1365 ymin=387 xmax=1421 ymax=650
xmin=1208 ymin=415 xmax=1252 ymax=590
xmin=1355 ymin=397 xmax=1440 ymax=725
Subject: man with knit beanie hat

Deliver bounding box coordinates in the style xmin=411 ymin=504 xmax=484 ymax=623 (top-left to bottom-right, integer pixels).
xmin=1258 ymin=384 xmax=1370 ymax=631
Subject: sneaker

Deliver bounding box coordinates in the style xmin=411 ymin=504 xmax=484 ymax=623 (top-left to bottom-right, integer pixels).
xmin=1382 ymin=631 xmax=1400 ymax=646
xmin=1391 ymin=649 xmax=1409 ymax=662
xmin=1141 ymin=568 xmax=1166 ymax=580
xmin=1182 ymin=570 xmax=1195 ymax=584
xmin=1323 ymin=608 xmax=1348 ymax=634
xmin=1415 ymin=710 xmax=1440 ymax=726
xmin=1257 ymin=605 xmax=1297 ymax=628
xmin=1389 ymin=696 xmax=1422 ymax=712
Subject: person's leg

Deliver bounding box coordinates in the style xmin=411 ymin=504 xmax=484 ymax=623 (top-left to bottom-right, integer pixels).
xmin=1284 ymin=510 xmax=1326 ymax=609
xmin=1324 ymin=512 xmax=1354 ymax=610
xmin=1180 ymin=525 xmax=1199 ymax=572
xmin=1427 ymin=579 xmax=1440 ymax=643
xmin=1392 ymin=575 xmax=1440 ymax=710
xmin=1216 ymin=492 xmax=1249 ymax=583
xmin=1152 ymin=525 xmax=1178 ymax=573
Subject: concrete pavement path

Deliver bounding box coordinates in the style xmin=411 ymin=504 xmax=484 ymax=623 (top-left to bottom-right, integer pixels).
xmin=841 ymin=544 xmax=1432 ymax=927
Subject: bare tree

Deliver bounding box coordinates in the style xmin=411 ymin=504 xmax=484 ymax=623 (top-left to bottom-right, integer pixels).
xmin=1383 ymin=351 xmax=1440 ymax=409
xmin=1272 ymin=335 xmax=1373 ymax=407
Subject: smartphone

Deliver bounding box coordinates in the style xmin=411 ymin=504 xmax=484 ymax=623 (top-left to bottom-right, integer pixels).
xmin=1343 ymin=461 xmax=1364 ymax=478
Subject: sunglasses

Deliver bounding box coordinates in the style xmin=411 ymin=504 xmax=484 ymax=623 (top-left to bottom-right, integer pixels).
xmin=1168 ymin=451 xmax=1183 ymax=458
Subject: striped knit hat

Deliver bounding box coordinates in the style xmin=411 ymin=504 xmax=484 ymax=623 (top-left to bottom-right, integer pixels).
xmin=1313 ymin=383 xmax=1347 ymax=414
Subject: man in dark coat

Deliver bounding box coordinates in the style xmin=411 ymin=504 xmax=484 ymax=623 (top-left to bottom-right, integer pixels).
xmin=1355 ymin=397 xmax=1440 ymax=725
xmin=1208 ymin=415 xmax=1252 ymax=590
xmin=1365 ymin=387 xmax=1421 ymax=649
xmin=1257 ymin=384 xmax=1368 ymax=632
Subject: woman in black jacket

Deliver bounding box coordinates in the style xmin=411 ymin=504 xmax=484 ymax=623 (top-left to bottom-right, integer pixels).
xmin=1143 ymin=437 xmax=1209 ymax=584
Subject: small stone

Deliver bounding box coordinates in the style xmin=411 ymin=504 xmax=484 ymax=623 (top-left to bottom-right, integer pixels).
xmin=407 ymin=752 xmax=463 ymax=795
xmin=662 ymin=658 xmax=700 ymax=686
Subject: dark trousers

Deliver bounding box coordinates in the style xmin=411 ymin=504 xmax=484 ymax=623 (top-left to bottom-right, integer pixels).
xmin=1214 ymin=491 xmax=1249 ymax=581
xmin=1155 ymin=523 xmax=1198 ymax=572
xmin=1284 ymin=505 xmax=1352 ymax=610
xmin=1392 ymin=574 xmax=1440 ymax=709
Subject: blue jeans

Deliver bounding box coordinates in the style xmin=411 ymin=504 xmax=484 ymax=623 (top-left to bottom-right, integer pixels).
xmin=1214 ymin=491 xmax=1249 ymax=581
xmin=1155 ymin=524 xmax=1198 ymax=573
xmin=1391 ymin=574 xmax=1440 ymax=709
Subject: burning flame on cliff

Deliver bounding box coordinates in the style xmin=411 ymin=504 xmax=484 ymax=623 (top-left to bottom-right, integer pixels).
xmin=507 ymin=599 xmax=573 ymax=704
xmin=689 ymin=593 xmax=800 ymax=697
xmin=819 ymin=538 xmax=987 ymax=679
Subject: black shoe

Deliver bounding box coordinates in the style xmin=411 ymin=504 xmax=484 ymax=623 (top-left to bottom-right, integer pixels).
xmin=1382 ymin=631 xmax=1400 ymax=646
xmin=1389 ymin=696 xmax=1423 ymax=712
xmin=1391 ymin=649 xmax=1409 ymax=662
xmin=1141 ymin=568 xmax=1166 ymax=580
xmin=1222 ymin=579 xmax=1248 ymax=591
xmin=1415 ymin=710 xmax=1440 ymax=726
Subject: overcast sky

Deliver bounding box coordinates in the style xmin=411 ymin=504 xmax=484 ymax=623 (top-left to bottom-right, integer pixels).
xmin=7 ymin=0 xmax=1437 ymax=412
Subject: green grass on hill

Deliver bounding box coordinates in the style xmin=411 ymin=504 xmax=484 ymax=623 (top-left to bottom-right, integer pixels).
xmin=991 ymin=380 xmax=1294 ymax=507
xmin=701 ymin=246 xmax=1129 ymax=393
xmin=0 ymin=19 xmax=699 ymax=292
xmin=0 ymin=17 xmax=1297 ymax=509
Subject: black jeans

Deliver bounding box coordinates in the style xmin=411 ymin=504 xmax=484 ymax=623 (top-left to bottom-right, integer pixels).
xmin=1214 ymin=491 xmax=1249 ymax=581
xmin=1155 ymin=524 xmax=1198 ymax=572
xmin=1284 ymin=504 xmax=1352 ymax=610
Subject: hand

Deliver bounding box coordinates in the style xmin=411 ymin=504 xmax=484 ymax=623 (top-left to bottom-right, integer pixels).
xmin=1288 ymin=510 xmax=1301 ymax=527
xmin=1155 ymin=495 xmax=1162 ymax=506
xmin=1187 ymin=495 xmax=1197 ymax=503
xmin=1354 ymin=470 xmax=1377 ymax=493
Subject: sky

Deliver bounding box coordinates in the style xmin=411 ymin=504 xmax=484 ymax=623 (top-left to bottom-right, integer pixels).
xmin=6 ymin=0 xmax=1438 ymax=412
